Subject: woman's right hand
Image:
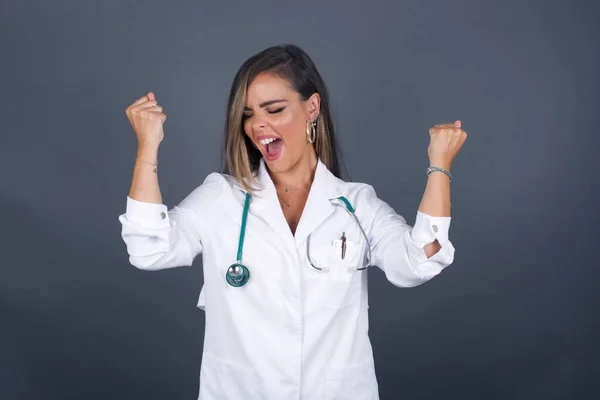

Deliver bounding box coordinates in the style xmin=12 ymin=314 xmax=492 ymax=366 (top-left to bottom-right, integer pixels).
xmin=125 ymin=92 xmax=167 ymax=148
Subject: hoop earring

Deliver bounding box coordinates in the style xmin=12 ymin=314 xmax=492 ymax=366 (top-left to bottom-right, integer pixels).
xmin=306 ymin=119 xmax=316 ymax=144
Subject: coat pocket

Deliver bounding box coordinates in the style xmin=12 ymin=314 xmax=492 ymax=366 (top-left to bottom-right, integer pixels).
xmin=199 ymin=352 xmax=261 ymax=400
xmin=319 ymin=280 xmax=363 ymax=309
xmin=312 ymin=236 xmax=368 ymax=309
xmin=325 ymin=358 xmax=379 ymax=400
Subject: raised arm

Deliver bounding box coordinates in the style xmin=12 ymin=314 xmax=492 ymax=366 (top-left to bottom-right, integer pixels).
xmin=418 ymin=119 xmax=467 ymax=258
xmin=363 ymin=120 xmax=466 ymax=287
xmin=118 ymin=92 xmax=210 ymax=270
xmin=126 ymin=91 xmax=165 ymax=204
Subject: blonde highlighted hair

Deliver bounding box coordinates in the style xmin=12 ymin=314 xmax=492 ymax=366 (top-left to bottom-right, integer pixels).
xmin=221 ymin=44 xmax=345 ymax=193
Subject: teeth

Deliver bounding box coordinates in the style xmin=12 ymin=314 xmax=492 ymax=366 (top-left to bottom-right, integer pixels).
xmin=258 ymin=138 xmax=278 ymax=145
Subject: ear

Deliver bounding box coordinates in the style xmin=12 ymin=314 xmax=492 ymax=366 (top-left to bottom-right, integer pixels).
xmin=305 ymin=92 xmax=321 ymax=121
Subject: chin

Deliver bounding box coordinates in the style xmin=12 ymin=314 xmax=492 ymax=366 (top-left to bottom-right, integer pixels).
xmin=263 ymin=146 xmax=314 ymax=173
xmin=264 ymin=157 xmax=290 ymax=173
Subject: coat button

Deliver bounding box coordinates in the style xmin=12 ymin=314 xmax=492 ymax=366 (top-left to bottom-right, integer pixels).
xmin=160 ymin=212 xmax=166 ymax=219
xmin=432 ymin=224 xmax=438 ymax=233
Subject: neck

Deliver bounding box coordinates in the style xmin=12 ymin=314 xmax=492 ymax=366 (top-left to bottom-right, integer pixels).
xmin=269 ymin=148 xmax=318 ymax=189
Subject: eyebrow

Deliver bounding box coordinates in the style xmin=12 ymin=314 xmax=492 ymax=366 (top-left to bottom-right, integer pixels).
xmin=244 ymin=99 xmax=287 ymax=111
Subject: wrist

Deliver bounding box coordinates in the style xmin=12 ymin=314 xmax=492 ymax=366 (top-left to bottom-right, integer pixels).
xmin=137 ymin=144 xmax=159 ymax=161
xmin=137 ymin=143 xmax=158 ymax=156
xmin=429 ymin=159 xmax=451 ymax=171
xmin=427 ymin=166 xmax=452 ymax=182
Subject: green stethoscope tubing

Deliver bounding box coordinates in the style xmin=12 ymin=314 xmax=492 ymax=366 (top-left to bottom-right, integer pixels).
xmin=225 ymin=193 xmax=252 ymax=287
xmin=225 ymin=192 xmax=370 ymax=287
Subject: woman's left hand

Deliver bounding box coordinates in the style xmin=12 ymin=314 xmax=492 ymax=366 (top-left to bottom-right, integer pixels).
xmin=427 ymin=120 xmax=467 ymax=170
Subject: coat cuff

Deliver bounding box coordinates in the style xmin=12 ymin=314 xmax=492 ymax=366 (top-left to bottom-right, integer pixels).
xmin=411 ymin=211 xmax=451 ymax=243
xmin=409 ymin=211 xmax=452 ymax=263
xmin=125 ymin=196 xmax=170 ymax=229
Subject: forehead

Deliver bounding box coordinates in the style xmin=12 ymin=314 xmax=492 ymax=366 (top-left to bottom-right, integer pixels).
xmin=245 ymin=72 xmax=298 ymax=106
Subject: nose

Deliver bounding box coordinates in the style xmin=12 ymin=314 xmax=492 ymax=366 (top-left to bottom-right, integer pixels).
xmin=252 ymin=116 xmax=267 ymax=132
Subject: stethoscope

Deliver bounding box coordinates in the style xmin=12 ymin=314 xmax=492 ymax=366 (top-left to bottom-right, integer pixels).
xmin=225 ymin=193 xmax=372 ymax=287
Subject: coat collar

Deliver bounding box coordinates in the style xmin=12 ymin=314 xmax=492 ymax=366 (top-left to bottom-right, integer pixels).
xmin=236 ymin=157 xmax=347 ymax=248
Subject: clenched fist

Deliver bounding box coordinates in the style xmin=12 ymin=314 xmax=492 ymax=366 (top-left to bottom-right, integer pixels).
xmin=125 ymin=92 xmax=167 ymax=148
xmin=428 ymin=120 xmax=467 ymax=170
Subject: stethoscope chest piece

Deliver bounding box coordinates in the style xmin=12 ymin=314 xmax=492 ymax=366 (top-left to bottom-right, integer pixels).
xmin=226 ymin=263 xmax=250 ymax=287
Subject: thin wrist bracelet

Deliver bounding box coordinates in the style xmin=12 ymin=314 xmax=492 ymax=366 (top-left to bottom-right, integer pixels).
xmin=427 ymin=166 xmax=452 ymax=182
xmin=135 ymin=157 xmax=158 ymax=172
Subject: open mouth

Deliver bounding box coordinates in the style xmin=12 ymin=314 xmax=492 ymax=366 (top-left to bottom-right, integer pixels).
xmin=258 ymin=137 xmax=283 ymax=160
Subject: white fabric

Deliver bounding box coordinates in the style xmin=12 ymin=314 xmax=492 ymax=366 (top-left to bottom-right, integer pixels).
xmin=118 ymin=158 xmax=455 ymax=400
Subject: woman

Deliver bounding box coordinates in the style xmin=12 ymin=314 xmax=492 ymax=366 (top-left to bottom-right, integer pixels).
xmin=119 ymin=44 xmax=466 ymax=400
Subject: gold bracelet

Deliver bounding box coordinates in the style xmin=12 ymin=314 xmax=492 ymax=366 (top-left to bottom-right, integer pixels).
xmin=135 ymin=157 xmax=158 ymax=172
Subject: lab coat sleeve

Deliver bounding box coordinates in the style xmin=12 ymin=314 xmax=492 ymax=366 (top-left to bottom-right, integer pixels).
xmin=361 ymin=185 xmax=455 ymax=288
xmin=117 ymin=173 xmax=221 ymax=270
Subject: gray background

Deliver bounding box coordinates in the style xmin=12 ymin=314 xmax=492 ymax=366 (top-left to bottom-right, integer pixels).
xmin=1 ymin=0 xmax=599 ymax=399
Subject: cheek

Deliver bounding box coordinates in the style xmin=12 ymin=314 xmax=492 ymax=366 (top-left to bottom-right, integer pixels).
xmin=272 ymin=112 xmax=303 ymax=140
xmin=243 ymin=119 xmax=252 ymax=136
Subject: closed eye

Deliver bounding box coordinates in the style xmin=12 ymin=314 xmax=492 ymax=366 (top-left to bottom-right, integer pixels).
xmin=242 ymin=106 xmax=285 ymax=121
xmin=268 ymin=107 xmax=285 ymax=114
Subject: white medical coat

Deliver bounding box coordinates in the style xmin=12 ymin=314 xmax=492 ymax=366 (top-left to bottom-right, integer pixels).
xmin=118 ymin=158 xmax=455 ymax=400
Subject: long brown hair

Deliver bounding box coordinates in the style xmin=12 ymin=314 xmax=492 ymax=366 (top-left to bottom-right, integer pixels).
xmin=221 ymin=44 xmax=346 ymax=192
